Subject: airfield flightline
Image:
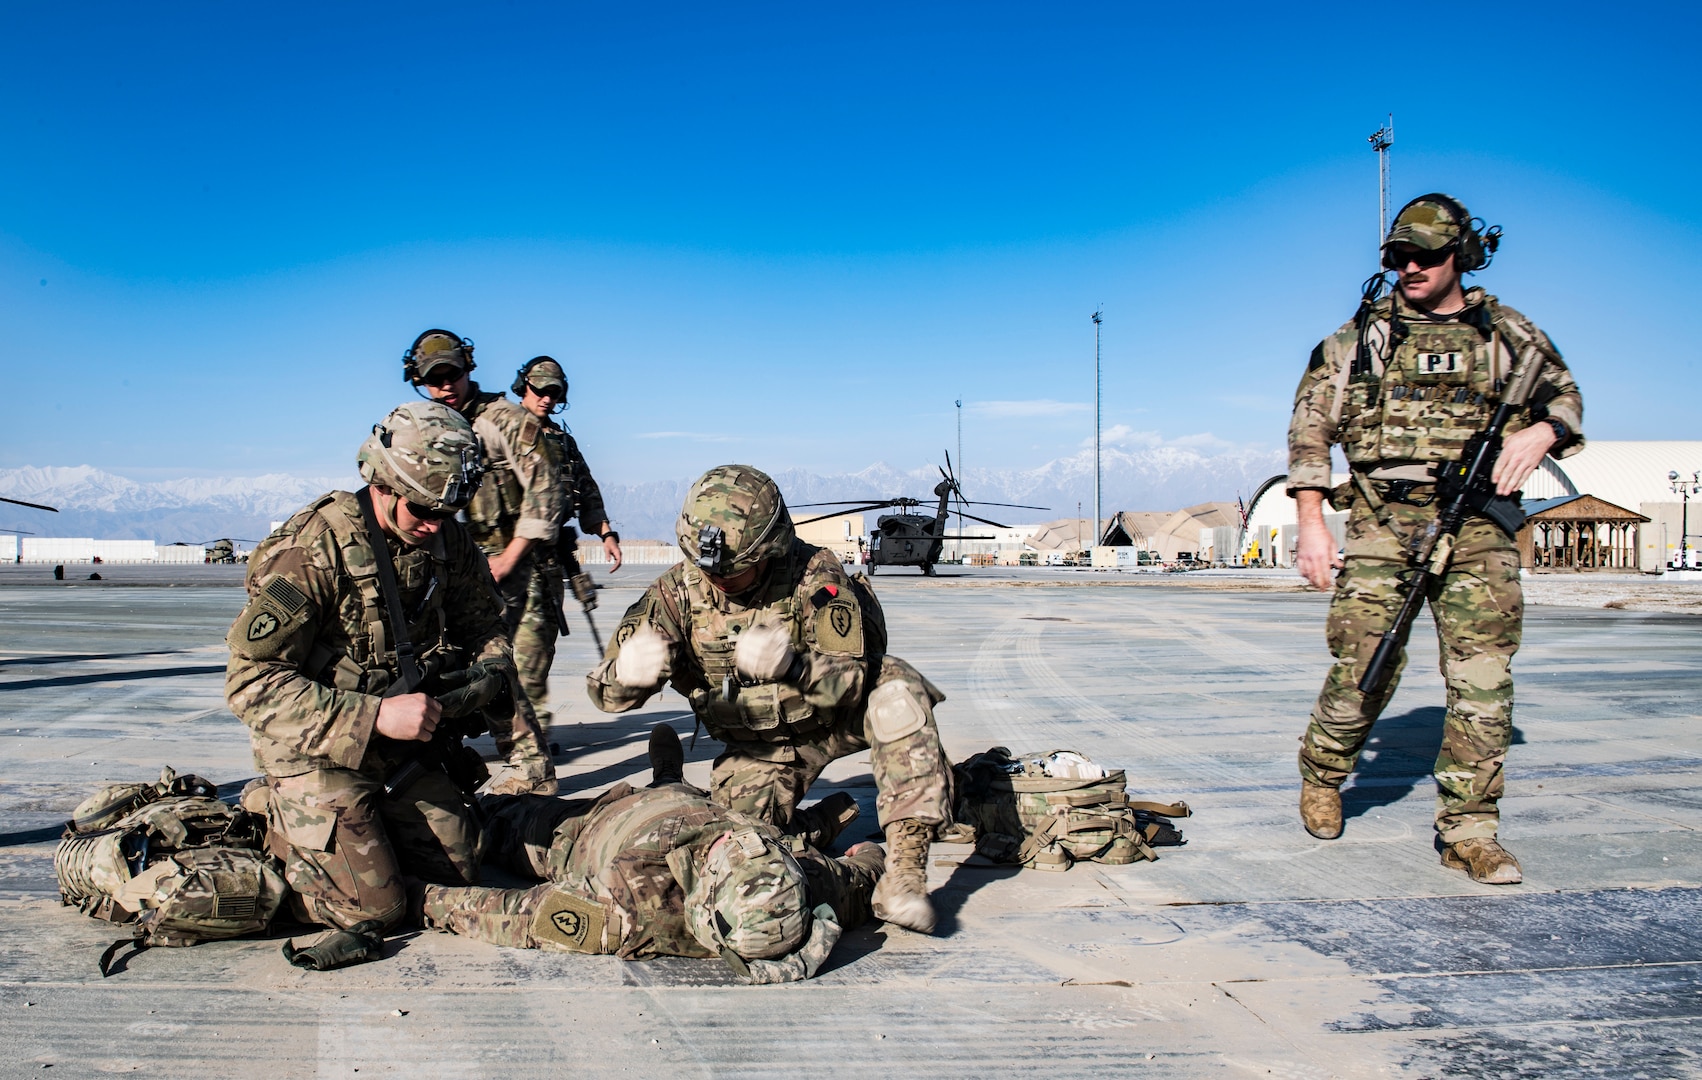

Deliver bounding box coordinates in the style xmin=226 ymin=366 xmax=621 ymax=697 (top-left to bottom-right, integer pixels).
xmin=2 ymin=564 xmax=1698 ymax=1077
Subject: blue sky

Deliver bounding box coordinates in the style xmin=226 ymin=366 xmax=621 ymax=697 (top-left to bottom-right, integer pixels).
xmin=3 ymin=2 xmax=1696 ymax=486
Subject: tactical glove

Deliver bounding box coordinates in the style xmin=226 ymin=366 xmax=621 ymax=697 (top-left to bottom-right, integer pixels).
xmin=282 ymin=919 xmax=386 ymax=971
xmin=436 ymin=658 xmax=512 ymax=719
xmin=614 ymin=626 xmax=669 ymax=689
xmin=734 ymin=624 xmax=797 ymax=683
xmin=725 ymin=904 xmax=842 ymax=985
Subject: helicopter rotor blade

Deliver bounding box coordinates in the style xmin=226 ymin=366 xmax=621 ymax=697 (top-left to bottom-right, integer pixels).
xmin=956 ymin=500 xmax=1050 ymax=510
xmin=953 ymin=510 xmax=1012 ymax=529
xmin=792 ymin=504 xmax=897 ymax=526
xmin=0 ymin=495 xmax=59 ymax=513
xmin=790 ymin=499 xmax=904 ymax=509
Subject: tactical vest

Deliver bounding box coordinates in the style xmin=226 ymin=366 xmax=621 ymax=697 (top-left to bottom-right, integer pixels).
xmin=249 ymin=492 xmax=454 ymax=697
xmin=54 ymin=770 xmax=287 ymax=971
xmin=463 ymin=393 xmax=529 ymax=550
xmin=540 ymin=425 xmax=580 ymax=524
xmin=679 ymin=558 xmax=825 ymax=743
xmin=1337 ymin=298 xmax=1530 ymax=469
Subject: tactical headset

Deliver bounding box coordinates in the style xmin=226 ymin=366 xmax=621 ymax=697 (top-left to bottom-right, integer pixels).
xmin=511 ymin=355 xmax=568 ymax=414
xmin=401 ymin=329 xmax=475 ymax=385
xmin=1383 ymin=193 xmax=1502 ymax=273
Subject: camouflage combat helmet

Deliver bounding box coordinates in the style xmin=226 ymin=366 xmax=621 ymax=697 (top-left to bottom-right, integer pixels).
xmin=1382 ymin=193 xmax=1497 ymax=273
xmin=675 ymin=464 xmax=795 ymax=576
xmin=403 ymin=328 xmax=475 ymax=385
xmin=675 ymin=828 xmax=810 ymax=961
xmin=357 ymin=401 xmax=485 ymax=513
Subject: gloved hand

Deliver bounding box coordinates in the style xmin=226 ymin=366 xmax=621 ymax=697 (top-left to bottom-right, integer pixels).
xmin=614 ymin=626 xmax=670 ymax=688
xmin=730 ymin=904 xmax=842 ymax=984
xmin=436 ymin=657 xmax=513 ymax=719
xmin=281 ymin=919 xmax=386 ymax=970
xmin=734 ymin=623 xmax=796 ymax=683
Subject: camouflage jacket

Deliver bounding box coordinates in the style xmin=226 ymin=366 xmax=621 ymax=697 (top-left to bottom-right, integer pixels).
xmin=587 ymin=540 xmax=878 ymax=744
xmin=224 ymin=490 xmax=510 ymax=778
xmin=1287 ymin=287 xmax=1585 ymax=495
xmin=539 ymin=421 xmax=611 ymax=536
xmin=459 ymin=384 xmax=565 ymax=551
xmin=532 ymin=783 xmax=854 ymax=961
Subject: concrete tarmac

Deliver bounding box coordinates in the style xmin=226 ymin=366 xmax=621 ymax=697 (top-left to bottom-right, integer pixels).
xmin=1 ymin=564 xmax=1698 ymax=1078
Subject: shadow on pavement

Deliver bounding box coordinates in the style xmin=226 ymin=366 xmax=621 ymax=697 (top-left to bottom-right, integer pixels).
xmin=1 ymin=664 xmax=227 ymax=691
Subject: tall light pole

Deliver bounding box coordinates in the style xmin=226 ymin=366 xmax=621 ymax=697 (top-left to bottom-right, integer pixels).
xmin=955 ymin=398 xmax=963 ymax=559
xmin=1671 ymin=469 xmax=1701 ymax=570
xmin=1369 ymin=115 xmax=1393 ymax=247
xmin=1091 ymin=309 xmax=1103 ymax=551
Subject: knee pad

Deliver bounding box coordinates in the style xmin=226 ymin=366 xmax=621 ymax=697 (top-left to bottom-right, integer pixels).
xmin=867 ymin=681 xmax=928 ymax=743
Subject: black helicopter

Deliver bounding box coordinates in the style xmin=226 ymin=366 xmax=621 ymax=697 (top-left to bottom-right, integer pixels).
xmin=792 ymin=454 xmax=1046 ymax=575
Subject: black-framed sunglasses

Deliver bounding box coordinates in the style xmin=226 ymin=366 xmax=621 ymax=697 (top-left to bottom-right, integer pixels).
xmin=405 ymin=501 xmax=456 ymax=522
xmin=1383 ymin=244 xmax=1453 ymax=270
xmin=422 ymin=366 xmax=466 ymax=388
xmin=526 ymin=382 xmax=565 ymax=400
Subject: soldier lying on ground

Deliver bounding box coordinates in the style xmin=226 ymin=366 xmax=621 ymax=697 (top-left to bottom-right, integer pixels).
xmin=417 ymin=725 xmax=884 ymax=982
xmin=587 ymin=464 xmax=954 ymax=933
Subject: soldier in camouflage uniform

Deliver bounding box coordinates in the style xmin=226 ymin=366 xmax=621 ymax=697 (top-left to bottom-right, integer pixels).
xmin=587 ymin=465 xmax=952 ymax=933
xmin=418 ymin=763 xmax=884 ymax=981
xmin=225 ymin=401 xmax=515 ymax=963
xmin=404 ymin=330 xmax=561 ymax=794
xmin=509 ymin=356 xmax=623 ymax=741
xmin=1288 ymin=195 xmax=1585 ymax=883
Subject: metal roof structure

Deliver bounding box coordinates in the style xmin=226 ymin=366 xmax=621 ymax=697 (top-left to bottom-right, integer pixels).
xmin=1525 ymin=440 xmax=1702 ymax=506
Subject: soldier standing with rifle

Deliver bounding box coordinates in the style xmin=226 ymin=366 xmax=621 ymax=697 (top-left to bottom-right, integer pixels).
xmin=225 ymin=402 xmax=517 ymax=968
xmin=404 ymin=330 xmax=560 ymax=795
xmin=510 ymin=356 xmax=623 ymax=737
xmin=1288 ymin=194 xmax=1585 ymax=883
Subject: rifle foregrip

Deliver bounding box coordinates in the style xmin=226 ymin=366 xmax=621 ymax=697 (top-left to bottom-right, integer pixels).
xmin=1358 ymin=632 xmax=1403 ymax=695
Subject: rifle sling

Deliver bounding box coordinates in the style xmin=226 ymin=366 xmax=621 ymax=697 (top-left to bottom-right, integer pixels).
xmin=355 ymin=487 xmax=424 ymax=698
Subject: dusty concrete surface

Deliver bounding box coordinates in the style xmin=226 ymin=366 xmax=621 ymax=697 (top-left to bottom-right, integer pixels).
xmin=1 ymin=564 xmax=1698 ymax=1078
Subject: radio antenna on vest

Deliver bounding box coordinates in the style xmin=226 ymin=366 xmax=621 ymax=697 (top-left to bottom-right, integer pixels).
xmin=1369 ymin=115 xmax=1394 ymax=248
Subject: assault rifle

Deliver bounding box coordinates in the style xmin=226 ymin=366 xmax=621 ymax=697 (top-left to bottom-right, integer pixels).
xmin=555 ymin=524 xmax=604 ymax=654
xmin=1356 ymin=352 xmax=1548 ymax=696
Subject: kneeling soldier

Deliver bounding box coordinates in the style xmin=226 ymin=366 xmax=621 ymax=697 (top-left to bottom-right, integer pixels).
xmin=225 ymin=401 xmax=518 ymax=966
xmin=587 ymin=465 xmax=953 ymax=933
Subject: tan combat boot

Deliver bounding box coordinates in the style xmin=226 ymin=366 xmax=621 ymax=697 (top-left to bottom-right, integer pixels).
xmin=1300 ymin=780 xmax=1343 ymax=840
xmin=1441 ymin=837 xmax=1522 ymax=884
xmin=872 ymin=818 xmax=936 ymax=934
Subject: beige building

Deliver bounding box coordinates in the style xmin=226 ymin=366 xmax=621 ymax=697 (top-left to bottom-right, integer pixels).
xmin=794 ymin=512 xmax=865 ymax=563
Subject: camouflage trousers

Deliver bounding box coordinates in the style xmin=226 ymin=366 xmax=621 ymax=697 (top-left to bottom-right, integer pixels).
xmin=712 ymin=654 xmax=954 ymax=834
xmin=1299 ymin=496 xmax=1523 ymax=844
xmin=264 ymin=766 xmax=479 ymax=931
xmin=489 ymin=551 xmax=557 ymax=783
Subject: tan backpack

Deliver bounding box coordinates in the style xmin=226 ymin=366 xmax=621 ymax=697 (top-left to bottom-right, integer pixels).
xmin=950 ymin=747 xmax=1189 ymax=871
xmin=54 ymin=768 xmax=288 ymax=974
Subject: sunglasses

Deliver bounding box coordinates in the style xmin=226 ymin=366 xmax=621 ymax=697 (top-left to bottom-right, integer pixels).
xmin=527 ymin=383 xmax=565 ymax=400
xmin=405 ymin=501 xmax=456 ymax=522
xmin=1383 ymin=244 xmax=1453 ymax=270
xmin=421 ymin=366 xmax=466 ymax=388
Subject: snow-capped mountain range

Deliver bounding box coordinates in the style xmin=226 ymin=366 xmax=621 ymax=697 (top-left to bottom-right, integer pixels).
xmin=2 ymin=443 xmax=1284 ymax=544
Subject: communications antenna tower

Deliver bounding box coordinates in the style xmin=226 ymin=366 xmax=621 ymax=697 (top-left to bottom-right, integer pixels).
xmin=1091 ymin=309 xmax=1103 ymax=553
xmin=1369 ymin=115 xmax=1394 ymax=246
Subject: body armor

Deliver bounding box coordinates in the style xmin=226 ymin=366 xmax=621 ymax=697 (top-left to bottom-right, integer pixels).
xmin=680 ymin=563 xmax=822 ymax=742
xmin=462 ymin=394 xmax=529 ymax=551
xmin=1340 ymin=313 xmax=1523 ymax=469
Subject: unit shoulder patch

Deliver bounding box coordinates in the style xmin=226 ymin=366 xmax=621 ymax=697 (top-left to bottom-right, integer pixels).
xmin=813 ymin=598 xmax=863 ymax=656
xmin=529 ymin=888 xmax=608 ymax=953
